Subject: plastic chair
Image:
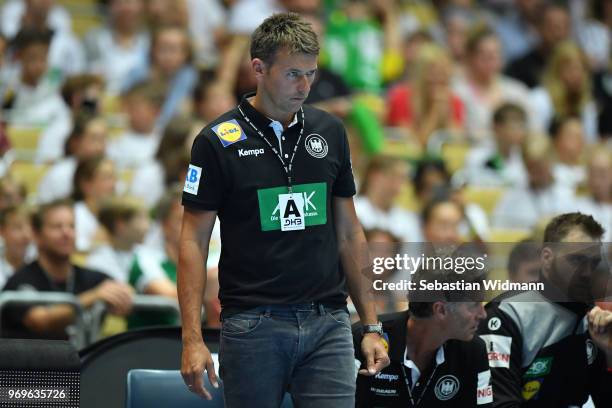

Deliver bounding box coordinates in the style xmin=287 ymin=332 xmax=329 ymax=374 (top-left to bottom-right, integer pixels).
xmin=126 ymin=369 xmax=224 ymax=408
xmin=126 ymin=369 xmax=295 ymax=408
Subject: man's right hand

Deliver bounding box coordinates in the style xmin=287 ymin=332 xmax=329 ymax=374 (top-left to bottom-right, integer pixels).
xmin=94 ymin=280 xmax=133 ymax=315
xmin=181 ymin=341 xmax=219 ymax=400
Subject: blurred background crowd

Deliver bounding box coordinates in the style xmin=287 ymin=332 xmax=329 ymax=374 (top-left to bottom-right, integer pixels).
xmin=0 ymin=0 xmax=610 ymax=341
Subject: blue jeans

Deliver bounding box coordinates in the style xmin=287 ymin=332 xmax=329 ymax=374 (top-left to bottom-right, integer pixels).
xmin=219 ymin=303 xmax=356 ymax=408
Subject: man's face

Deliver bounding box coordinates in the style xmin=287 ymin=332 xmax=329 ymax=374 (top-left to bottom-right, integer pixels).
xmin=512 ymin=259 xmax=541 ymax=284
xmin=0 ymin=212 xmax=32 ymax=255
xmin=424 ymin=202 xmax=463 ymax=245
xmin=546 ymin=228 xmax=602 ymax=303
xmin=20 ymin=44 xmax=49 ymax=86
xmin=540 ymin=7 xmax=570 ymax=49
xmin=448 ymin=301 xmax=487 ymax=341
xmin=587 ymin=154 xmax=612 ymax=202
xmin=35 ymin=206 xmax=75 ymax=260
xmin=255 ymin=48 xmax=318 ymax=116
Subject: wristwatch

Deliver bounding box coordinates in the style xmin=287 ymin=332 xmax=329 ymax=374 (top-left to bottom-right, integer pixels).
xmin=362 ymin=322 xmax=383 ymax=336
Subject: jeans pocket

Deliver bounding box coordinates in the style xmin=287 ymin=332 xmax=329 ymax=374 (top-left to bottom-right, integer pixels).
xmin=326 ymin=308 xmax=351 ymax=328
xmin=222 ymin=312 xmax=264 ymax=336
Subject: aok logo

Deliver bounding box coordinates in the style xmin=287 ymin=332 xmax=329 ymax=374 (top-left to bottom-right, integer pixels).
xmin=257 ymin=183 xmax=327 ymax=231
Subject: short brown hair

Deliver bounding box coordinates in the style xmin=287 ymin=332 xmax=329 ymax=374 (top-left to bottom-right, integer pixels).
xmin=31 ymin=200 xmax=73 ymax=233
xmin=121 ymin=81 xmax=166 ymax=108
xmin=97 ymin=197 xmax=145 ymax=234
xmin=543 ymin=212 xmax=604 ymax=243
xmin=0 ymin=205 xmax=29 ymax=227
xmin=250 ymin=12 xmax=319 ymax=65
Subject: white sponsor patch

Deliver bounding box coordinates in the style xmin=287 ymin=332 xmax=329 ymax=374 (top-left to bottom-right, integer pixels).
xmin=480 ymin=334 xmax=512 ymax=368
xmin=183 ymin=164 xmax=202 ymax=195
xmin=488 ymin=317 xmax=501 ymax=331
xmin=476 ymin=370 xmax=493 ymax=404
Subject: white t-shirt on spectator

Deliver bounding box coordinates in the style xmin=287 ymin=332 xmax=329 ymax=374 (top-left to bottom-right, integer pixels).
xmin=86 ymin=244 xmax=136 ymax=283
xmin=37 ymin=157 xmax=77 ymax=204
xmin=83 ymin=28 xmax=149 ymax=94
xmin=354 ymin=195 xmax=423 ymax=242
xmin=7 ymin=77 xmax=72 ymax=163
xmin=74 ymin=201 xmax=100 ymax=252
xmin=0 ymin=0 xmax=72 ymax=38
xmin=106 ymin=130 xmax=160 ymax=169
xmin=187 ymin=0 xmax=226 ymax=67
xmin=552 ymin=162 xmax=586 ymax=193
xmin=227 ymin=0 xmax=283 ymax=35
xmin=493 ymin=183 xmax=575 ymax=230
xmin=464 ymin=144 xmax=527 ymax=188
xmin=129 ymin=160 xmax=165 ymax=209
xmin=529 ymin=87 xmax=598 ymax=143
xmin=452 ymin=75 xmax=532 ymax=144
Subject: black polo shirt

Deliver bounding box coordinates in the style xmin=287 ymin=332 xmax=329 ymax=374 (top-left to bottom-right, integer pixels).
xmin=353 ymin=311 xmax=493 ymax=407
xmin=1 ymin=261 xmax=109 ymax=339
xmin=182 ymin=94 xmax=356 ymax=316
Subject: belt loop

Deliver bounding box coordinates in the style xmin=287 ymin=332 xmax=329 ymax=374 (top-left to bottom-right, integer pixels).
xmin=318 ymin=303 xmax=325 ymax=316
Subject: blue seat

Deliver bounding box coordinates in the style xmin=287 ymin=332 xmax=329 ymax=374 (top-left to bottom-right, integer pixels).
xmin=126 ymin=369 xmax=224 ymax=408
xmin=126 ymin=369 xmax=295 ymax=408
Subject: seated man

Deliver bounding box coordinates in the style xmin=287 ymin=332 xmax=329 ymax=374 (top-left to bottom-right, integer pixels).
xmin=479 ymin=212 xmax=612 ymax=407
xmin=354 ymin=249 xmax=493 ymax=407
xmin=1 ymin=200 xmax=133 ymax=339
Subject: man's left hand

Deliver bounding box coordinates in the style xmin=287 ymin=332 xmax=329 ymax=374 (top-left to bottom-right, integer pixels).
xmin=359 ymin=333 xmax=390 ymax=376
xmin=588 ymin=306 xmax=612 ymax=353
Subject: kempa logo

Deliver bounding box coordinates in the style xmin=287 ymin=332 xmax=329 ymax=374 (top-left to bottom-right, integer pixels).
xmin=374 ymin=373 xmax=399 ymax=382
xmin=257 ymin=183 xmax=327 ymax=231
xmin=238 ymin=148 xmax=264 ymax=157
xmin=434 ymin=375 xmax=460 ymax=401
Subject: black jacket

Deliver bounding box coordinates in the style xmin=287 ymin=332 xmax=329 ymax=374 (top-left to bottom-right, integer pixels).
xmin=478 ymin=279 xmax=612 ymax=407
xmin=354 ymin=311 xmax=493 ymax=407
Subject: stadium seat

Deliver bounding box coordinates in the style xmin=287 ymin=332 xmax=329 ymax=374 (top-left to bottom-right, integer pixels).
xmin=126 ymin=369 xmax=295 ymax=408
xmin=440 ymin=142 xmax=470 ymax=174
xmin=8 ymin=161 xmax=49 ymax=199
xmin=6 ymin=126 xmax=42 ymax=160
xmin=462 ymin=186 xmax=506 ymax=215
xmin=126 ymin=369 xmax=224 ymax=408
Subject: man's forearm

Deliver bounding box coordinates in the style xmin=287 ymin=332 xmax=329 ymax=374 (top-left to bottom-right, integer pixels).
xmin=178 ymin=239 xmax=208 ymax=344
xmin=340 ymin=226 xmax=377 ymax=325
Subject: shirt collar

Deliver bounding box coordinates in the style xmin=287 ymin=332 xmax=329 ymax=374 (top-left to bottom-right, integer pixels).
xmin=239 ymin=92 xmax=301 ymax=135
xmin=404 ymin=345 xmax=445 ymax=368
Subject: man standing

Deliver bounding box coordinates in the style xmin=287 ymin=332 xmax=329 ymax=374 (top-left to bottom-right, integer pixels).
xmin=479 ymin=212 xmax=612 ymax=407
xmin=354 ymin=253 xmax=492 ymax=407
xmin=178 ymin=12 xmax=388 ymax=407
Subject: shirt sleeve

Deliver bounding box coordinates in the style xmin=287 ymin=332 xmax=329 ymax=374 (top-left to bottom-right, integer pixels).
xmin=182 ymin=132 xmax=227 ymax=211
xmin=478 ymin=305 xmax=525 ymax=408
xmin=474 ymin=337 xmax=494 ymax=407
xmin=332 ymin=126 xmax=356 ymax=197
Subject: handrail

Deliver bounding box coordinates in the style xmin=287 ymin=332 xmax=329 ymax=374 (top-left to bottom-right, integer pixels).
xmin=88 ymin=295 xmax=181 ymax=343
xmin=0 ymin=291 xmax=87 ymax=349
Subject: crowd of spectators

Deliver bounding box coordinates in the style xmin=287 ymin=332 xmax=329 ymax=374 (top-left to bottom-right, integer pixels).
xmin=0 ymin=0 xmax=610 ymax=341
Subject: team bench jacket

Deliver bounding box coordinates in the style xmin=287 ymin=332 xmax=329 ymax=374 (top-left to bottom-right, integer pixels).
xmin=478 ymin=284 xmax=612 ymax=407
